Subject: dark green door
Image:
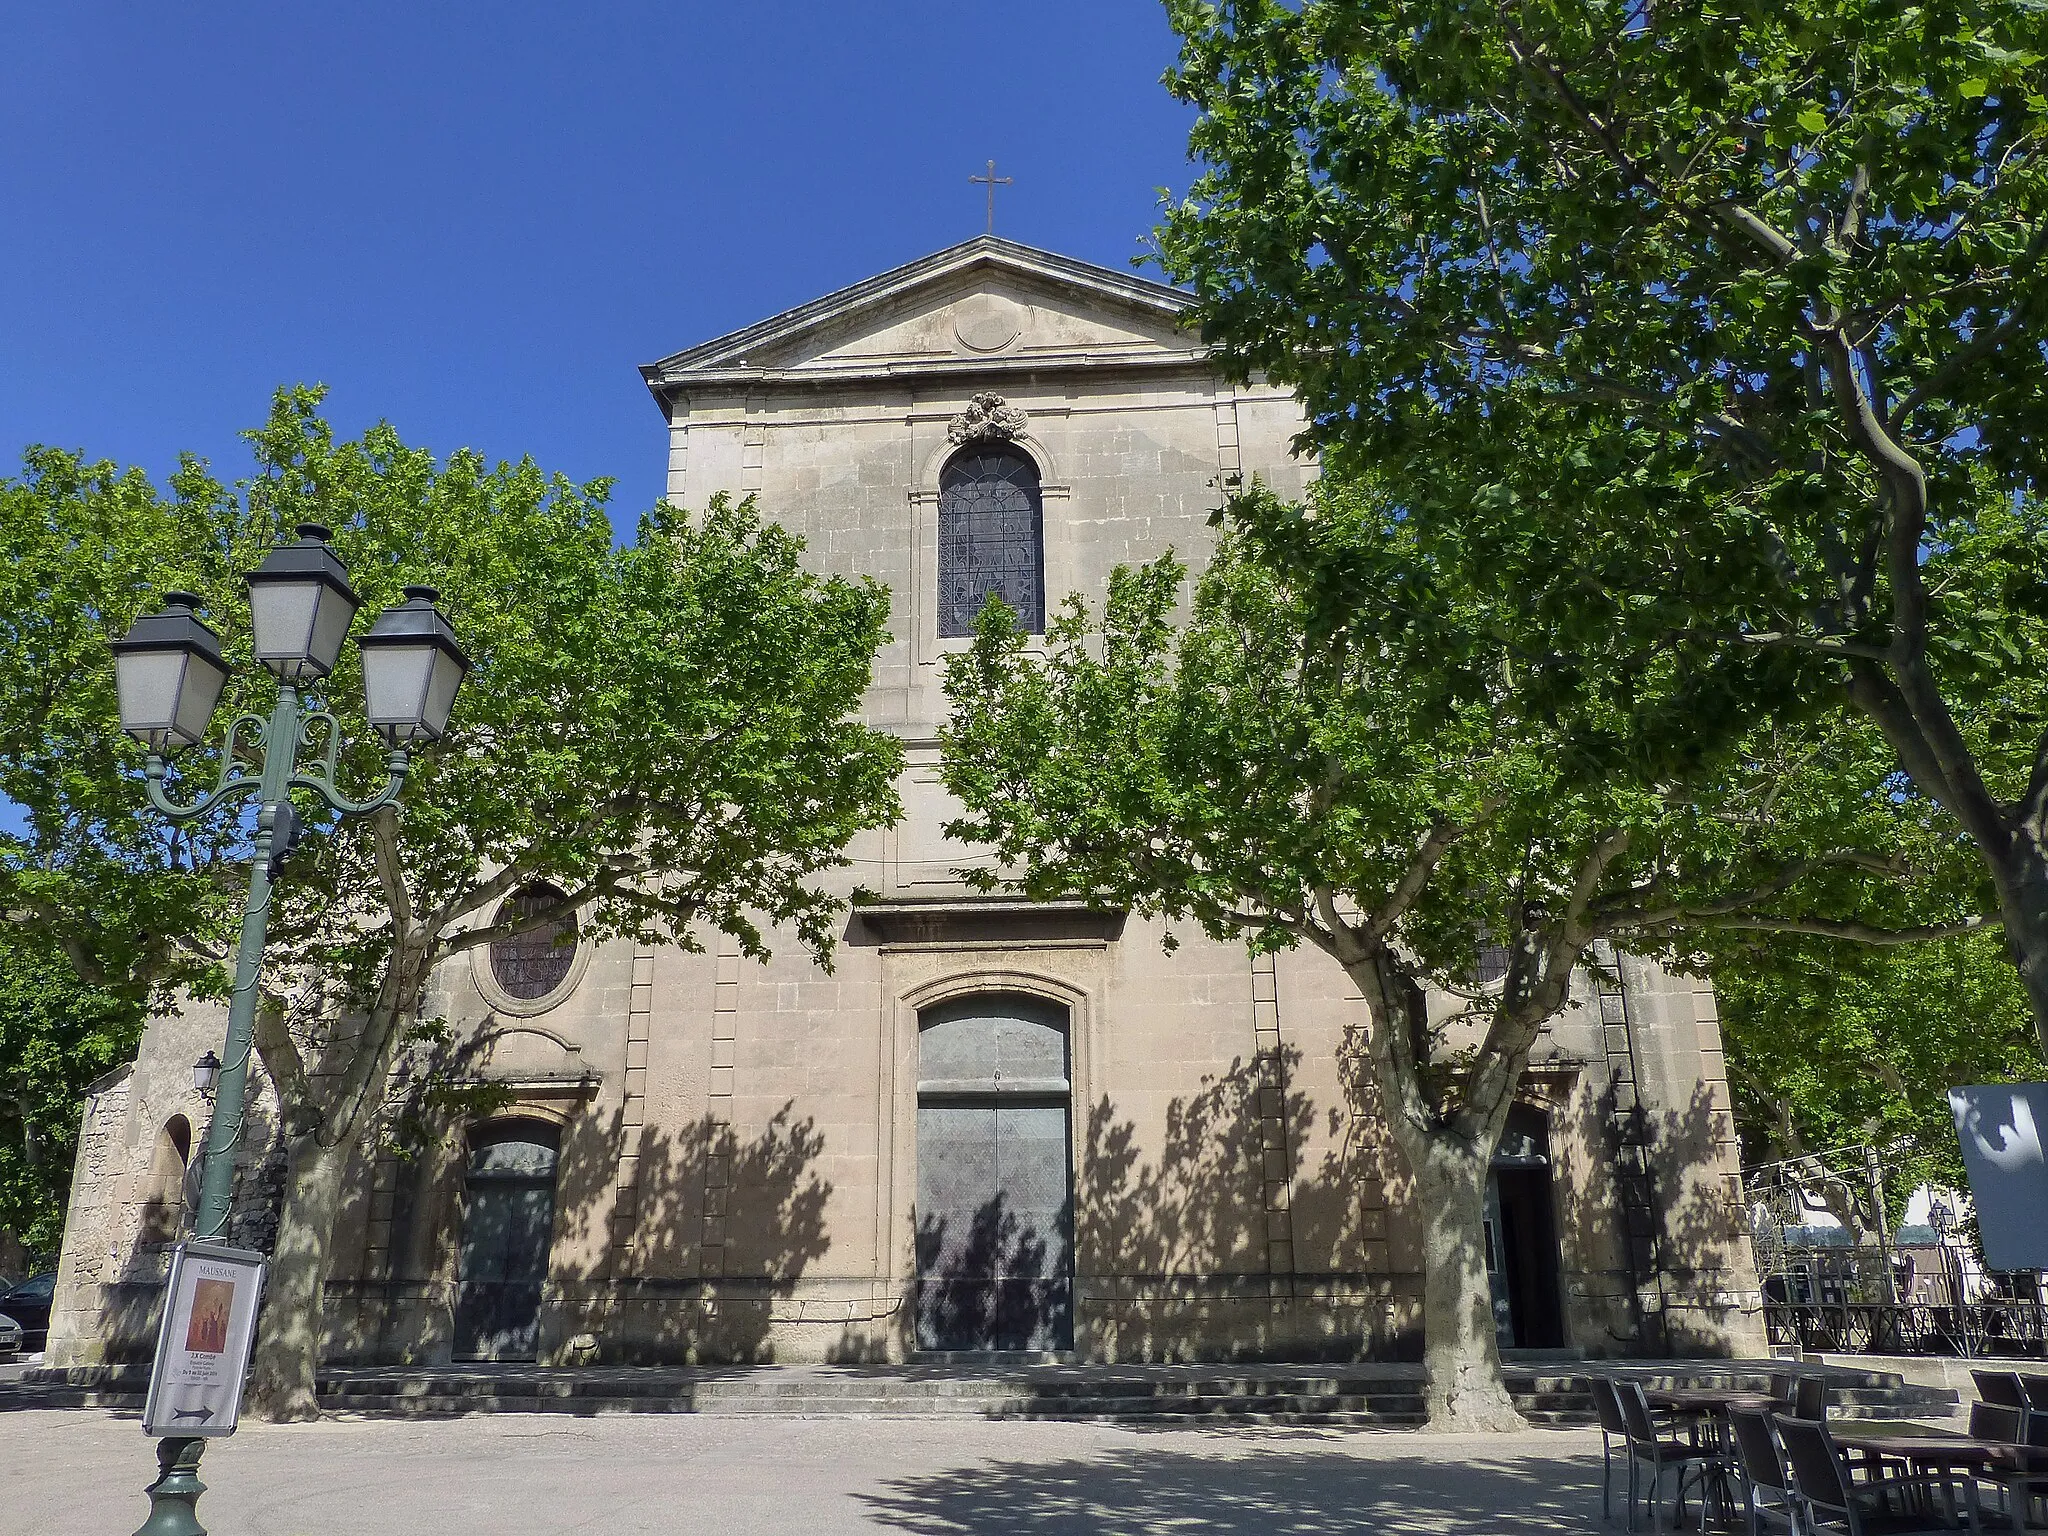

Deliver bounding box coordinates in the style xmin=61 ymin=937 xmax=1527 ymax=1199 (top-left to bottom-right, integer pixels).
xmin=913 ymin=994 xmax=1074 ymax=1352
xmin=453 ymin=1126 xmax=557 ymax=1361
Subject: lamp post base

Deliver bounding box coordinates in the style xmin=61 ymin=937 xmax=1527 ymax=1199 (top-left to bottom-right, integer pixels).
xmin=134 ymin=1437 xmax=207 ymax=1536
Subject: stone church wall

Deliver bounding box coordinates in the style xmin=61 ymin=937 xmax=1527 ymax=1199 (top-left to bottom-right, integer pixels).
xmin=47 ymin=997 xmax=283 ymax=1368
xmin=47 ymin=239 xmax=1763 ymax=1374
xmin=52 ymin=918 xmax=1761 ymax=1371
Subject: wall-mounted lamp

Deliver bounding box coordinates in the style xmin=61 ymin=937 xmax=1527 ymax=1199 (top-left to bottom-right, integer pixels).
xmin=192 ymin=1050 xmax=222 ymax=1097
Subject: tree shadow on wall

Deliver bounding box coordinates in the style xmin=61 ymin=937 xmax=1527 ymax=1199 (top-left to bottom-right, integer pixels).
xmin=1081 ymin=1016 xmax=1761 ymax=1364
xmin=1548 ymin=1073 xmax=1762 ymax=1358
xmin=915 ymin=1197 xmax=1069 ymax=1351
xmin=1316 ymin=1000 xmax=1766 ymax=1362
xmin=353 ymin=1097 xmax=835 ymax=1368
xmin=557 ymin=1099 xmax=834 ymax=1364
xmin=1081 ymin=1046 xmax=1387 ymax=1361
xmin=856 ymin=1442 xmax=1606 ymax=1535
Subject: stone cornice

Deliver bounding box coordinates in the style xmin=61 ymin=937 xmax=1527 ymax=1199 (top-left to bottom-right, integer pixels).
xmin=657 ymin=348 xmax=1218 ymax=400
xmin=641 ymin=236 xmax=1200 ymax=402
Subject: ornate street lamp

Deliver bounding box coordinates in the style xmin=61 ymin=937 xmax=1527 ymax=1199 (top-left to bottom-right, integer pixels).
xmin=356 ymin=586 xmax=469 ymax=744
xmin=111 ymin=526 xmax=467 ymax=1536
xmin=108 ymin=595 xmax=230 ymax=753
xmin=244 ymin=523 xmax=359 ymax=682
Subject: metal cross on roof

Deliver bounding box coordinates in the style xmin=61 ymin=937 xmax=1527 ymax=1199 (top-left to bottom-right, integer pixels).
xmin=970 ymin=159 xmax=1012 ymax=235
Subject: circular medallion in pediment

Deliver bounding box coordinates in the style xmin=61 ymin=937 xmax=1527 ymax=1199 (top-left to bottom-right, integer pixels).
xmin=953 ymin=293 xmax=1024 ymax=353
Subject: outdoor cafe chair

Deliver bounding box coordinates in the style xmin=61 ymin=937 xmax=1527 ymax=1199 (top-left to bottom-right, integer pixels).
xmin=1618 ymin=1379 xmax=1723 ymax=1534
xmin=1591 ymin=1375 xmax=1632 ymax=1522
xmin=1966 ymin=1402 xmax=2032 ymax=1526
xmin=2019 ymin=1377 xmax=2048 ymax=1430
xmin=1796 ymin=1375 xmax=1831 ymax=1422
xmin=1975 ymin=1371 xmax=2033 ymax=1453
xmin=1977 ymin=1372 xmax=2028 ymax=1417
xmin=1972 ymin=1403 xmax=2024 ymax=1444
xmin=1774 ymin=1414 xmax=1975 ymax=1536
xmin=2022 ymin=1410 xmax=2048 ymax=1453
xmin=1996 ymin=1400 xmax=2048 ymax=1530
xmin=1729 ymin=1407 xmax=1802 ymax=1536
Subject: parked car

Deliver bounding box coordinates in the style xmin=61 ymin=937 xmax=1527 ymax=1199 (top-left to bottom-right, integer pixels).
xmin=0 ymin=1312 xmax=20 ymax=1359
xmin=0 ymin=1271 xmax=55 ymax=1351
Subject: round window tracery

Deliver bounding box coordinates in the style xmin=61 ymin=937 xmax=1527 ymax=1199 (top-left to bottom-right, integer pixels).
xmin=488 ymin=884 xmax=579 ymax=1002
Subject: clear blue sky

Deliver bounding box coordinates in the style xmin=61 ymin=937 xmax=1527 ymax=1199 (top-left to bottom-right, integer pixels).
xmin=0 ymin=2 xmax=1198 ymax=526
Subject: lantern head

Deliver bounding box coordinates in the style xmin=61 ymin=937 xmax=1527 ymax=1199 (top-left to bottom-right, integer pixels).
xmin=110 ymin=592 xmax=230 ymax=752
xmin=356 ymin=586 xmax=470 ymax=745
xmin=246 ymin=523 xmax=360 ymax=682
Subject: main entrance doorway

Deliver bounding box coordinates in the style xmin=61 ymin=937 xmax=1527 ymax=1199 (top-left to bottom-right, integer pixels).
xmin=453 ymin=1121 xmax=559 ymax=1362
xmin=1484 ymin=1103 xmax=1565 ymax=1349
xmin=914 ymin=993 xmax=1074 ymax=1352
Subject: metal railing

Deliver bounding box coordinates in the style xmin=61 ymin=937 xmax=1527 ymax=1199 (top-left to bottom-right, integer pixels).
xmin=1746 ymin=1143 xmax=2048 ymax=1358
xmin=1760 ymin=1295 xmax=2048 ymax=1358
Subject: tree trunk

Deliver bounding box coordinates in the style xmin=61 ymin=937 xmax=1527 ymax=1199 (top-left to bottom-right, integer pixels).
xmin=1999 ymin=839 xmax=2048 ymax=1061
xmin=1408 ymin=1135 xmax=1526 ymax=1433
xmin=244 ymin=1132 xmax=352 ymax=1422
xmin=1848 ymin=663 xmax=2048 ymax=1059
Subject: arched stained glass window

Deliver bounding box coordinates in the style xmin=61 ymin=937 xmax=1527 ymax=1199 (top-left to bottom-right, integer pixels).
xmin=938 ymin=447 xmax=1043 ymax=638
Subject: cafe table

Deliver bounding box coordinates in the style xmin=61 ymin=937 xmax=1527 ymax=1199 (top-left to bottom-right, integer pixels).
xmin=1647 ymin=1388 xmax=1781 ymax=1415
xmin=1828 ymin=1420 xmax=2047 ymax=1531
xmin=1641 ymin=1388 xmax=1780 ymax=1525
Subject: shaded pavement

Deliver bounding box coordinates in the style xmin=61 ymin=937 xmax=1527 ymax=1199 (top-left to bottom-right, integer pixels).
xmin=5 ymin=1408 xmax=1609 ymax=1535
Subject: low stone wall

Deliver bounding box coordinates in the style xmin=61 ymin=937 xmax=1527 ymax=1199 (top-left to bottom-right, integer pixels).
xmin=314 ymin=1266 xmax=1761 ymax=1369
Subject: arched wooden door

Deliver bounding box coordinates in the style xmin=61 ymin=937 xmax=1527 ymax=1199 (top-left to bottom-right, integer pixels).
xmin=453 ymin=1121 xmax=559 ymax=1361
xmin=914 ymin=993 xmax=1074 ymax=1352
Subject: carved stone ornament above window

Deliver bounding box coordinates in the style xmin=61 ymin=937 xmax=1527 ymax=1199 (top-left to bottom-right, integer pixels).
xmin=946 ymin=392 xmax=1029 ymax=447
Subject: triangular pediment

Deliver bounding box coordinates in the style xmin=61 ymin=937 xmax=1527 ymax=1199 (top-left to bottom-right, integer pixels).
xmin=641 ymin=237 xmax=1202 ymax=393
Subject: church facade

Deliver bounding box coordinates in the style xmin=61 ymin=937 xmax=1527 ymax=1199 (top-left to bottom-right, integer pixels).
xmin=49 ymin=238 xmax=1764 ymax=1370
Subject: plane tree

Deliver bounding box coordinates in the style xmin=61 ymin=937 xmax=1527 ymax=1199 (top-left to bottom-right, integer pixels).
xmin=19 ymin=389 xmax=904 ymax=1419
xmin=0 ymin=447 xmax=241 ymax=1005
xmin=940 ymin=478 xmax=1983 ymax=1428
xmin=1154 ymin=0 xmax=2048 ymax=1045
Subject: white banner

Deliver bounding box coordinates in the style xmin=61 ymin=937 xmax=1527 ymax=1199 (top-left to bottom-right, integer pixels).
xmin=140 ymin=1240 xmax=266 ymax=1437
xmin=1948 ymin=1084 xmax=2048 ymax=1271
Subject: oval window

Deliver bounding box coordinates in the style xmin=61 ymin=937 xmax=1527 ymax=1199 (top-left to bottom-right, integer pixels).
xmin=488 ymin=884 xmax=579 ymax=1002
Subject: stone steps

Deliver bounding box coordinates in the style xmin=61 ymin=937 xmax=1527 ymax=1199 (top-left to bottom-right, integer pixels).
xmin=15 ymin=1360 xmax=1960 ymax=1428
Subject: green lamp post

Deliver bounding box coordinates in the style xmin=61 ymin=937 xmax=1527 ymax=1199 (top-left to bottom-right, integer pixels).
xmin=110 ymin=526 xmax=468 ymax=1536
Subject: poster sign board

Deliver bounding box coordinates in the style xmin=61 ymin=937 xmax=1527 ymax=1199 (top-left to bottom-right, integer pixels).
xmin=1948 ymin=1084 xmax=2048 ymax=1271
xmin=141 ymin=1240 xmax=266 ymax=1437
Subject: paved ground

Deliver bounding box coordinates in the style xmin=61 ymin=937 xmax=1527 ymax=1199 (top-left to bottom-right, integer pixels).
xmin=3 ymin=1407 xmax=1611 ymax=1536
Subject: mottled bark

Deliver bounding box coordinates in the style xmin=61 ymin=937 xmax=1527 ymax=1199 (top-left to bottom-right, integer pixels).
xmin=1407 ymin=1135 xmax=1525 ymax=1432
xmin=244 ymin=882 xmax=425 ymax=1423
xmin=1997 ymin=844 xmax=2048 ymax=1059
xmin=1335 ymin=933 xmax=1542 ymax=1431
xmin=1294 ymin=838 xmax=1614 ymax=1431
xmin=243 ymin=1133 xmax=350 ymax=1422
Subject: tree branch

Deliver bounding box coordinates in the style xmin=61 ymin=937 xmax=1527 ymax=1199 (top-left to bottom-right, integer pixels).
xmin=2020 ymin=726 xmax=2048 ymax=845
xmin=1891 ymin=222 xmax=2048 ymax=429
xmin=1684 ymin=628 xmax=1891 ymax=662
xmin=1847 ymin=660 xmax=2009 ymax=855
xmin=1690 ymin=912 xmax=2000 ymax=944
xmin=1368 ymin=799 xmax=1503 ymax=943
xmin=1496 ymin=15 xmax=1798 ymax=266
xmin=1594 ymin=849 xmax=1916 ymax=931
xmin=368 ymin=806 xmax=413 ymax=941
xmin=251 ymin=996 xmax=312 ymax=1122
